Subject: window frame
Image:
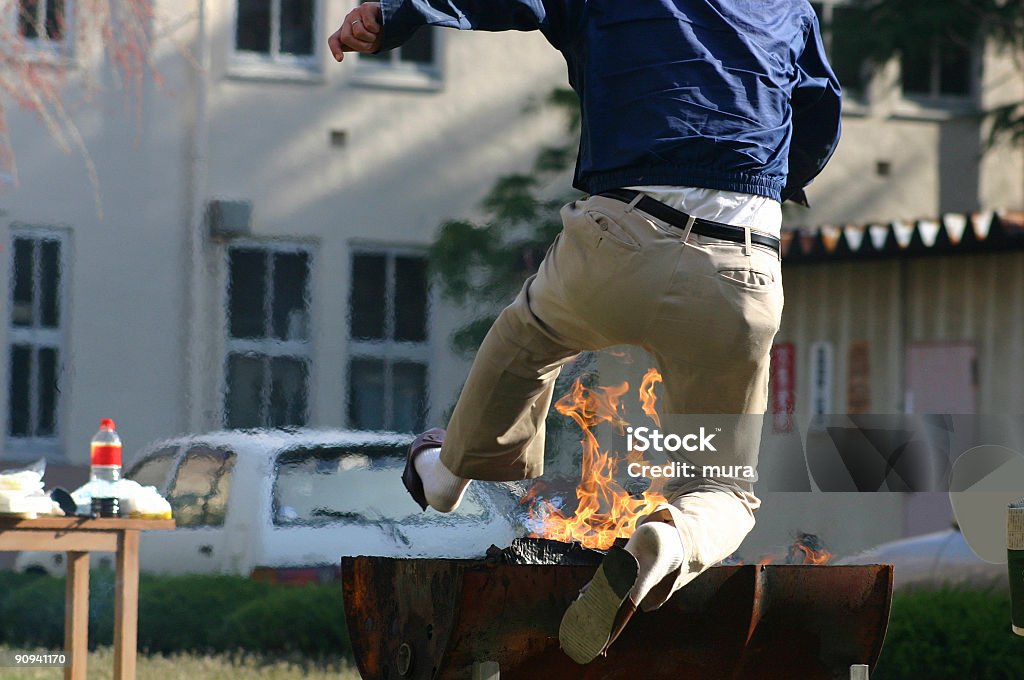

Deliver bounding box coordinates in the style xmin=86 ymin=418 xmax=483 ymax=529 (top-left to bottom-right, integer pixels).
xmin=347 ymin=246 xmax=430 ymax=433
xmin=222 ymin=239 xmax=315 ymax=430
xmin=810 ymin=0 xmax=869 ymax=110
xmin=12 ymin=0 xmax=73 ymax=61
xmin=6 ymin=226 xmax=70 ymax=458
xmin=351 ymin=26 xmax=444 ymax=91
xmin=229 ymin=0 xmax=323 ymax=81
xmin=898 ymin=35 xmax=978 ymax=108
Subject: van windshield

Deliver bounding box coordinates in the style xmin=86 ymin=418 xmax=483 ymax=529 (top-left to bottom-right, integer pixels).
xmin=272 ymin=447 xmax=487 ymax=525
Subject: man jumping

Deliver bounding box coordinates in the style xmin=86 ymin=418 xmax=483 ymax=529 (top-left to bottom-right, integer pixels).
xmin=330 ymin=0 xmax=840 ymax=664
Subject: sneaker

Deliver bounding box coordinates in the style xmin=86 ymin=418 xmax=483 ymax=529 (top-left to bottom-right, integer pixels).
xmin=401 ymin=428 xmax=446 ymax=511
xmin=559 ymin=545 xmax=640 ymax=664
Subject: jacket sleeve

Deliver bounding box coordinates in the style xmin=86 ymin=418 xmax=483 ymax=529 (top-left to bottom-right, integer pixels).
xmin=377 ymin=0 xmax=571 ymax=51
xmin=782 ymin=12 xmax=842 ymax=205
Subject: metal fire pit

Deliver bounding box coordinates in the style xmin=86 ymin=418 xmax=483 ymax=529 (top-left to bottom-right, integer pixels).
xmin=342 ymin=542 xmax=892 ymax=680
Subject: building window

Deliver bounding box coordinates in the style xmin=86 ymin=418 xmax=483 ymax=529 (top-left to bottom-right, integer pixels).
xmin=224 ymin=243 xmax=312 ymax=429
xmin=7 ymin=229 xmax=66 ymax=452
xmin=810 ymin=1 xmax=870 ymax=96
xmin=348 ymin=250 xmax=429 ymax=433
xmin=360 ymin=27 xmax=436 ymax=71
xmin=900 ymin=35 xmax=974 ymax=99
xmin=354 ymin=1 xmax=440 ymax=88
xmin=233 ymin=0 xmax=317 ymax=71
xmin=17 ymin=0 xmax=65 ymax=43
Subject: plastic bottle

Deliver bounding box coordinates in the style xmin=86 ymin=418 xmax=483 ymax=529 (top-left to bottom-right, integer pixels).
xmin=89 ymin=418 xmax=122 ymax=517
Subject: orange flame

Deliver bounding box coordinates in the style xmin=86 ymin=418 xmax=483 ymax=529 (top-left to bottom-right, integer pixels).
xmin=639 ymin=367 xmax=663 ymax=429
xmin=525 ymin=370 xmax=668 ymax=550
xmin=792 ymin=544 xmax=833 ymax=565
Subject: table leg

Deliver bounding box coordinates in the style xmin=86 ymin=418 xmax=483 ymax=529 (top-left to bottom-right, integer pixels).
xmin=113 ymin=530 xmax=140 ymax=680
xmin=64 ymin=551 xmax=89 ymax=680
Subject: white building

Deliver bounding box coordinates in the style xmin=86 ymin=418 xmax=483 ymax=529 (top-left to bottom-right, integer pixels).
xmin=0 ymin=0 xmax=566 ymax=466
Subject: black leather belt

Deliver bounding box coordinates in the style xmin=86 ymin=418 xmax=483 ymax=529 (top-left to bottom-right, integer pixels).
xmin=598 ymin=188 xmax=781 ymax=255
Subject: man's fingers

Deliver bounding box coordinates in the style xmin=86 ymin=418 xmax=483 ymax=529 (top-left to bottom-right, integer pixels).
xmin=351 ymin=21 xmax=378 ymax=43
xmin=328 ymin=31 xmax=346 ymax=61
xmin=329 ymin=3 xmax=382 ymax=62
xmin=358 ymin=3 xmax=382 ymax=33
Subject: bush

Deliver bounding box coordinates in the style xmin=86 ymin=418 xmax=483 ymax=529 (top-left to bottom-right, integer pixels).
xmin=0 ymin=570 xmax=350 ymax=659
xmin=874 ymin=587 xmax=1024 ymax=680
xmin=137 ymin=574 xmax=274 ymax=654
xmin=215 ymin=583 xmax=348 ymax=657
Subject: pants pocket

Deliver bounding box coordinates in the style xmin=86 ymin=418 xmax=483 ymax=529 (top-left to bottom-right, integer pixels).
xmin=582 ymin=210 xmax=642 ymax=251
xmin=716 ymin=266 xmax=775 ymax=289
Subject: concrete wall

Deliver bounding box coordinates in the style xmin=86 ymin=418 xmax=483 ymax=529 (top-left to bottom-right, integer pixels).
xmin=792 ymin=45 xmax=1024 ymax=228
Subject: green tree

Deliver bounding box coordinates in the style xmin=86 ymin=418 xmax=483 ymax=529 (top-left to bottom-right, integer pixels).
xmin=429 ymin=87 xmax=580 ymax=358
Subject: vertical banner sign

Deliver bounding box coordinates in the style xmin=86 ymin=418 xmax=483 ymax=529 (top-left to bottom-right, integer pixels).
xmin=847 ymin=341 xmax=871 ymax=414
xmin=810 ymin=341 xmax=833 ymax=417
xmin=770 ymin=343 xmax=796 ymax=433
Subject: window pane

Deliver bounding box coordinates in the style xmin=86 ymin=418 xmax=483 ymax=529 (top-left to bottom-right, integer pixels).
xmin=8 ymin=345 xmax=31 ymax=437
xmin=126 ymin=449 xmax=178 ymax=491
xmin=350 ymin=254 xmax=387 ymax=340
xmin=280 ymin=0 xmax=314 ymax=56
xmin=274 ymin=453 xmax=486 ymax=525
xmin=12 ymin=238 xmax=34 ymax=327
xmin=400 ymin=27 xmax=434 ymax=65
xmin=392 ymin=362 xmax=426 ymax=433
xmin=228 ymin=248 xmax=267 ymax=339
xmin=44 ymin=0 xmax=63 ymax=40
xmin=36 ymin=347 xmax=57 ymax=436
xmin=348 ymin=358 xmax=385 ymax=430
xmin=236 ymin=0 xmax=272 ymax=53
xmin=394 ymin=256 xmax=428 ymax=342
xmin=831 ymin=7 xmax=867 ymax=92
xmin=901 ymin=42 xmax=932 ymax=95
xmin=269 ymin=356 xmax=308 ymax=427
xmin=225 ymin=353 xmax=265 ymax=429
xmin=168 ymin=447 xmax=235 ymax=527
xmin=39 ymin=239 xmax=60 ymax=328
xmin=939 ymin=43 xmax=971 ymax=96
xmin=272 ymin=251 xmax=310 ymax=341
xmin=18 ymin=0 xmax=39 ymax=39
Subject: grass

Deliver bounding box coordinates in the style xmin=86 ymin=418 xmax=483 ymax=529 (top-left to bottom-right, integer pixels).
xmin=0 ymin=647 xmax=361 ymax=680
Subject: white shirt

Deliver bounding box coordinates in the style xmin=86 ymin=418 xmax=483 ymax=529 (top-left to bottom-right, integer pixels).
xmin=629 ymin=185 xmax=782 ymax=238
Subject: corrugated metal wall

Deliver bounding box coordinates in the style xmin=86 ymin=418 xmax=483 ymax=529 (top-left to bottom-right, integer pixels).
xmin=776 ymin=251 xmax=1024 ymax=415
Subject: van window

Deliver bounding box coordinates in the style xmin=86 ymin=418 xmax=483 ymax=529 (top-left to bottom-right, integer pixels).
xmin=273 ymin=447 xmax=487 ymax=525
xmin=125 ymin=448 xmax=178 ymax=492
xmin=167 ymin=446 xmax=236 ymax=528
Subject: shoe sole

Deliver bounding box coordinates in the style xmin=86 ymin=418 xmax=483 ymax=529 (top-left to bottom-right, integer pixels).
xmin=559 ymin=546 xmax=639 ymax=664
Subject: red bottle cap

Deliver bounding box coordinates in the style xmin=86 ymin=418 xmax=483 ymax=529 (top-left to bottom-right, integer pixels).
xmin=100 ymin=418 xmax=116 ymax=430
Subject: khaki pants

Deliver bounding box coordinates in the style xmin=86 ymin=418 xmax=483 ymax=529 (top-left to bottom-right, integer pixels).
xmin=440 ymin=194 xmax=784 ymax=606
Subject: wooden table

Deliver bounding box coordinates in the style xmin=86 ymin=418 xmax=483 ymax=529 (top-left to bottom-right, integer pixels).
xmin=0 ymin=516 xmax=175 ymax=680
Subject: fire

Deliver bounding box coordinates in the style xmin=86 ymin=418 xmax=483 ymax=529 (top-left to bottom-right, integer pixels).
xmin=638 ymin=367 xmax=662 ymax=429
xmin=524 ymin=369 xmax=668 ymax=550
xmin=754 ymin=534 xmax=833 ymax=565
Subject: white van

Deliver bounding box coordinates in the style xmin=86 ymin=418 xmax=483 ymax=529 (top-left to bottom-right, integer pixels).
xmin=15 ymin=429 xmax=523 ymax=580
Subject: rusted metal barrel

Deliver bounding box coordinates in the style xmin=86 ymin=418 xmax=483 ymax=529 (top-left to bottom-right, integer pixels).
xmin=342 ymin=556 xmax=892 ymax=680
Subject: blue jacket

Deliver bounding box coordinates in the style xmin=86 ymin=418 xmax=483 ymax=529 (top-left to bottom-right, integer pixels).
xmin=379 ymin=0 xmax=841 ymax=203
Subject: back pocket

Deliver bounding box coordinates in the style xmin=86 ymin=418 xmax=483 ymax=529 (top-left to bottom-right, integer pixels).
xmin=717 ymin=267 xmax=775 ymax=289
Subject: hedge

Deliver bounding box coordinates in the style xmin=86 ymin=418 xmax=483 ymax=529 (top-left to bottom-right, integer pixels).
xmin=874 ymin=587 xmax=1024 ymax=680
xmin=0 ymin=570 xmax=350 ymax=659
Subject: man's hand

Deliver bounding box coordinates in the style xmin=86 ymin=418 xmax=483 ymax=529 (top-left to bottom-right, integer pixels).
xmin=328 ymin=2 xmax=382 ymax=62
